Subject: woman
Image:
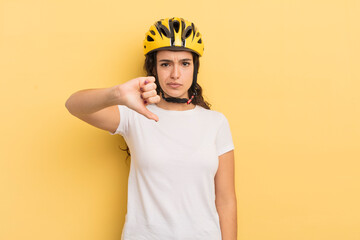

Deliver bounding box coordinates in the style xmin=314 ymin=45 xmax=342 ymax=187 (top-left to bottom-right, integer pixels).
xmin=66 ymin=17 xmax=237 ymax=240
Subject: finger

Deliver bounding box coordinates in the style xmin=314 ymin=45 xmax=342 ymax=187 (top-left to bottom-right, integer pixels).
xmin=146 ymin=95 xmax=161 ymax=104
xmin=140 ymin=76 xmax=155 ymax=88
xmin=145 ymin=76 xmax=156 ymax=83
xmin=142 ymin=89 xmax=157 ymax=99
xmin=141 ymin=82 xmax=157 ymax=92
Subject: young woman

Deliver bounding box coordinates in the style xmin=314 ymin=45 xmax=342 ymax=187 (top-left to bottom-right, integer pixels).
xmin=66 ymin=17 xmax=237 ymax=240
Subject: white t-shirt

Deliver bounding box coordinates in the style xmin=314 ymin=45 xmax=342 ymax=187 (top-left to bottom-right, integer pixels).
xmin=110 ymin=103 xmax=234 ymax=240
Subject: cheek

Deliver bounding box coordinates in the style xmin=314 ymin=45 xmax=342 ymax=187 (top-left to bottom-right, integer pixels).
xmin=184 ymin=69 xmax=193 ymax=84
xmin=157 ymin=68 xmax=169 ymax=78
xmin=156 ymin=70 xmax=167 ymax=87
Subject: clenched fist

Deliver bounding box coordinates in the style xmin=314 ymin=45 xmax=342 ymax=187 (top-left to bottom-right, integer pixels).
xmin=118 ymin=76 xmax=161 ymax=122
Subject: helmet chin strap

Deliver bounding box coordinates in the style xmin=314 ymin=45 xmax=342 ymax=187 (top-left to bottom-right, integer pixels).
xmin=159 ymin=87 xmax=193 ymax=104
xmin=155 ymin=61 xmax=198 ymax=105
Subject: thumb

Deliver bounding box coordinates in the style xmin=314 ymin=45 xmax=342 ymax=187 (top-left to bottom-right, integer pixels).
xmin=137 ymin=104 xmax=159 ymax=122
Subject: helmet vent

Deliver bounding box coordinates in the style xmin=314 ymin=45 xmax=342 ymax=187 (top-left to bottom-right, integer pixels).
xmin=173 ymin=21 xmax=180 ymax=33
xmin=156 ymin=21 xmax=171 ymax=38
xmin=150 ymin=30 xmax=156 ymax=35
xmin=196 ymin=32 xmax=200 ymax=37
xmin=198 ymin=38 xmax=202 ymax=44
xmin=185 ymin=28 xmax=192 ymax=38
xmin=147 ymin=35 xmax=154 ymax=41
xmin=160 ymin=27 xmax=169 ymax=37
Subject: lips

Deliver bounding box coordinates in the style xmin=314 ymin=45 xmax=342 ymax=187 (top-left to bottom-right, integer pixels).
xmin=167 ymin=83 xmax=182 ymax=88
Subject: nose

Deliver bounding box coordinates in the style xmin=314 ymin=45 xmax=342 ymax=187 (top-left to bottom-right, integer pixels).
xmin=170 ymin=64 xmax=180 ymax=79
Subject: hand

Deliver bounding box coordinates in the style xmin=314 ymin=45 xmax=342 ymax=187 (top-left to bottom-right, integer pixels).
xmin=119 ymin=76 xmax=160 ymax=122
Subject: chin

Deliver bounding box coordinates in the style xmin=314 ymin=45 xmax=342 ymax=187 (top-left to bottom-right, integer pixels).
xmin=164 ymin=90 xmax=187 ymax=98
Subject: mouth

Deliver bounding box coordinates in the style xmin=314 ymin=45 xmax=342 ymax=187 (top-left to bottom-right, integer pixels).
xmin=167 ymin=83 xmax=182 ymax=89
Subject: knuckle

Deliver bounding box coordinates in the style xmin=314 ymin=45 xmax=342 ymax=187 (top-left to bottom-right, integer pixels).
xmin=148 ymin=96 xmax=156 ymax=102
xmin=154 ymin=95 xmax=160 ymax=102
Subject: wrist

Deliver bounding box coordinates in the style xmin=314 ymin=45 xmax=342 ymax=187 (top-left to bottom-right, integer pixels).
xmin=109 ymin=84 xmax=126 ymax=106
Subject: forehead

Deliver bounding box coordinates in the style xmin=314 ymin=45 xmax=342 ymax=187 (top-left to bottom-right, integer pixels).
xmin=156 ymin=50 xmax=193 ymax=60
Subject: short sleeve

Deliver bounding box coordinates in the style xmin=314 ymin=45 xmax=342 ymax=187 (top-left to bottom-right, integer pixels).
xmin=215 ymin=114 xmax=235 ymax=156
xmin=109 ymin=105 xmax=130 ymax=137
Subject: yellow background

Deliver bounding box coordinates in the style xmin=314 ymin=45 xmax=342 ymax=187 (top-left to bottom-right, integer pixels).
xmin=1 ymin=0 xmax=359 ymax=239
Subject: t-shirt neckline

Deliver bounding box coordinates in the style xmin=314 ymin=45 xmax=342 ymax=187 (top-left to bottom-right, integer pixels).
xmin=149 ymin=103 xmax=199 ymax=114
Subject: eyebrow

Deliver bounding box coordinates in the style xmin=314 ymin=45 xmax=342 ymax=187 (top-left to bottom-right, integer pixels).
xmin=158 ymin=58 xmax=193 ymax=62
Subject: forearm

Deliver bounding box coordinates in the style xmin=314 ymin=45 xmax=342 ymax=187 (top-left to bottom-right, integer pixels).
xmin=65 ymin=85 xmax=122 ymax=115
xmin=216 ymin=199 xmax=238 ymax=240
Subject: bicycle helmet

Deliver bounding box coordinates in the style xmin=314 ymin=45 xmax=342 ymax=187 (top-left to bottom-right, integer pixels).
xmin=143 ymin=17 xmax=204 ymax=104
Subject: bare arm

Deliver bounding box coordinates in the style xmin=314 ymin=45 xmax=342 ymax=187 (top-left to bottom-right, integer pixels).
xmin=65 ymin=86 xmax=121 ymax=115
xmin=65 ymin=86 xmax=122 ymax=133
xmin=215 ymin=150 xmax=238 ymax=240
xmin=65 ymin=76 xmax=160 ymax=133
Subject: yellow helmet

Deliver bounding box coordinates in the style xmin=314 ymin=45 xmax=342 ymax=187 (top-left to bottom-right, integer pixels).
xmin=143 ymin=17 xmax=204 ymax=56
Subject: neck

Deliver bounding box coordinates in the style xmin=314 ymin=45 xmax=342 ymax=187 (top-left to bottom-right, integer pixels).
xmin=156 ymin=94 xmax=196 ymax=111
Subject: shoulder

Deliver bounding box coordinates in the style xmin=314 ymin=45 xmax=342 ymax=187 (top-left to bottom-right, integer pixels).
xmin=117 ymin=104 xmax=131 ymax=115
xmin=116 ymin=105 xmax=137 ymax=120
xmin=196 ymin=105 xmax=229 ymax=126
xmin=197 ymin=105 xmax=227 ymax=119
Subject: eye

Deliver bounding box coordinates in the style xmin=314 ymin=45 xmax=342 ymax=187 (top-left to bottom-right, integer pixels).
xmin=182 ymin=61 xmax=191 ymax=66
xmin=160 ymin=63 xmax=170 ymax=67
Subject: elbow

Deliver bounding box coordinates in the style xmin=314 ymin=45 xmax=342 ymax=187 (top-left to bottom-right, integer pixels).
xmin=65 ymin=97 xmax=74 ymax=115
xmin=215 ymin=193 xmax=237 ymax=208
xmin=216 ymin=198 xmax=237 ymax=208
